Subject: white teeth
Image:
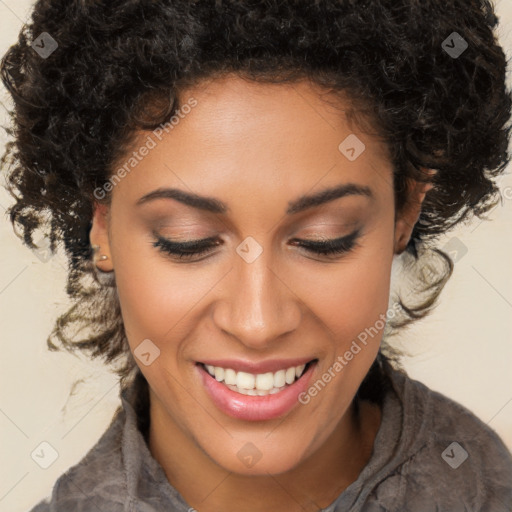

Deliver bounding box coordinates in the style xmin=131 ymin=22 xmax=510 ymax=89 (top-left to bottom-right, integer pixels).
xmin=203 ymin=362 xmax=311 ymax=394
xmin=285 ymin=367 xmax=296 ymax=385
xmin=224 ymin=368 xmax=237 ymax=385
xmin=236 ymin=371 xmax=255 ymax=390
xmin=255 ymin=372 xmax=274 ymax=391
xmin=274 ymin=369 xmax=286 ymax=388
xmin=214 ymin=367 xmax=224 ymax=382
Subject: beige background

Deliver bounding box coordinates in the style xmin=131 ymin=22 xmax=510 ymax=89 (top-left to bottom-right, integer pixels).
xmin=1 ymin=1 xmax=511 ymax=511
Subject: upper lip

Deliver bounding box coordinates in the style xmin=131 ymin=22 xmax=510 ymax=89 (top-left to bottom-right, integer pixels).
xmin=198 ymin=357 xmax=316 ymax=374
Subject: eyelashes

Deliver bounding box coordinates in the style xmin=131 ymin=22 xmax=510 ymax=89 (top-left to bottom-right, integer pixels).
xmin=289 ymin=229 xmax=361 ymax=257
xmin=152 ymin=235 xmax=222 ymax=260
xmin=152 ymin=229 xmax=361 ymax=262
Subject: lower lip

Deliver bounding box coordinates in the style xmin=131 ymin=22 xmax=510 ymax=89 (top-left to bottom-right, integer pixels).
xmin=197 ymin=362 xmax=316 ymax=421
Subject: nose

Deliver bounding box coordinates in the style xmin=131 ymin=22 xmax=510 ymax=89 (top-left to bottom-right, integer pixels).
xmin=212 ymin=246 xmax=302 ymax=350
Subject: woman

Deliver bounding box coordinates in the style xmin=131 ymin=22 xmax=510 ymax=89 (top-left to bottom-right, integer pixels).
xmin=1 ymin=0 xmax=511 ymax=510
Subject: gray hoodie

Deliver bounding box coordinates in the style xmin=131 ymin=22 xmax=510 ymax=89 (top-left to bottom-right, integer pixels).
xmin=28 ymin=364 xmax=512 ymax=511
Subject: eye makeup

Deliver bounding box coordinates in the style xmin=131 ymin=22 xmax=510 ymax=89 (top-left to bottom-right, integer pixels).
xmin=151 ymin=228 xmax=362 ymax=262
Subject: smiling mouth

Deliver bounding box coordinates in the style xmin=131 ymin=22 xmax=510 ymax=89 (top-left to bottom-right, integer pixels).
xmin=198 ymin=360 xmax=317 ymax=396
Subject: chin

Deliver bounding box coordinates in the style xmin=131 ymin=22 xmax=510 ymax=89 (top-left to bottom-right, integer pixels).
xmin=202 ymin=434 xmax=311 ymax=476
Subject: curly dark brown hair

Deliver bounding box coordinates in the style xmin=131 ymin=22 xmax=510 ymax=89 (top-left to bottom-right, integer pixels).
xmin=1 ymin=0 xmax=510 ymax=392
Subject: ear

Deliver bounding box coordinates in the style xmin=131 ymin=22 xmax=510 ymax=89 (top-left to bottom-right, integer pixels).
xmin=89 ymin=202 xmax=113 ymax=271
xmin=393 ymin=172 xmax=435 ymax=255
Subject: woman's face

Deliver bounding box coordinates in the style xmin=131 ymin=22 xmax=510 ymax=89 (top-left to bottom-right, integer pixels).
xmin=91 ymin=74 xmax=425 ymax=475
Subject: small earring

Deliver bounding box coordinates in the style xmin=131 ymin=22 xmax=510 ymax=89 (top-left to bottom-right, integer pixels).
xmin=92 ymin=244 xmax=109 ymax=261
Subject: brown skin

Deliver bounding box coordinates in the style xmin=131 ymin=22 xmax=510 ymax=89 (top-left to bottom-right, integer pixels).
xmin=90 ymin=74 xmax=431 ymax=511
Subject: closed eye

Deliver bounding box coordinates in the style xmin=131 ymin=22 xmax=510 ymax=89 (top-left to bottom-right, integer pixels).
xmin=289 ymin=229 xmax=361 ymax=257
xmin=152 ymin=229 xmax=361 ymax=262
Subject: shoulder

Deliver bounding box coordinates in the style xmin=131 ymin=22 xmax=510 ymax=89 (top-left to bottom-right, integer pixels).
xmin=27 ymin=406 xmax=128 ymax=512
xmin=407 ymin=373 xmax=512 ymax=476
xmin=372 ymin=368 xmax=512 ymax=510
xmin=27 ymin=501 xmax=51 ymax=512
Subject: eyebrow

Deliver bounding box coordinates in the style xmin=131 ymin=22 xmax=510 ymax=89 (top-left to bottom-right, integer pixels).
xmin=136 ymin=183 xmax=373 ymax=215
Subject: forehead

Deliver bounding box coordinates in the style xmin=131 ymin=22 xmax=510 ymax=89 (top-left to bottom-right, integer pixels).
xmin=111 ymin=74 xmax=393 ymax=205
xmin=169 ymin=74 xmax=384 ymax=157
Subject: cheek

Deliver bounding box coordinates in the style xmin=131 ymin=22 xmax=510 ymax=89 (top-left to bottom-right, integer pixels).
xmin=292 ymin=228 xmax=394 ymax=345
xmin=293 ymin=229 xmax=394 ymax=424
xmin=112 ymin=248 xmax=207 ymax=354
